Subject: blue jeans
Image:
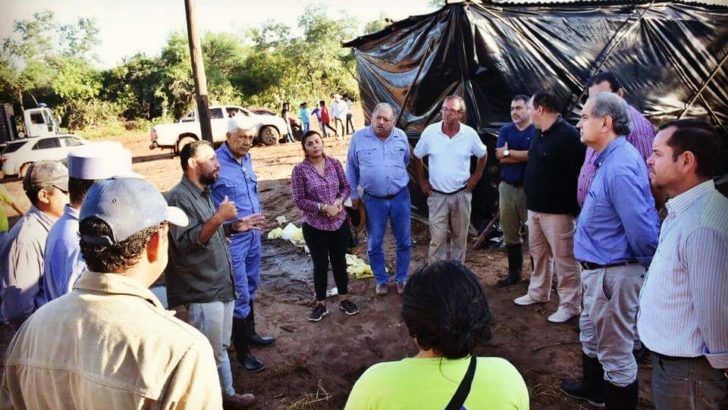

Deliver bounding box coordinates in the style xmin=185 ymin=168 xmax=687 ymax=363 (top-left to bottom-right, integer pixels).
xmin=363 ymin=188 xmax=411 ymax=285
xmin=651 ymin=353 xmax=728 ymax=409
xmin=230 ymin=230 xmax=261 ymax=319
xmin=187 ymin=300 xmax=235 ymax=397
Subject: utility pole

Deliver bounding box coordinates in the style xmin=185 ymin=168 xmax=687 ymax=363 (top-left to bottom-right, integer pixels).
xmin=184 ymin=0 xmax=212 ymax=142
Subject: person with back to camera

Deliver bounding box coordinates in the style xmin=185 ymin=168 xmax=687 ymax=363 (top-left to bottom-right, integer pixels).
xmin=345 ymin=260 xmax=529 ymax=410
xmin=291 ymin=130 xmax=359 ymax=322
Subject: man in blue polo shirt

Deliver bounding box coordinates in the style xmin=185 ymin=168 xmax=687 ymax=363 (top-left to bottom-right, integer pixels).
xmin=347 ymin=102 xmax=411 ymax=296
xmin=495 ymin=95 xmax=535 ymax=287
xmin=560 ymin=92 xmax=658 ymax=409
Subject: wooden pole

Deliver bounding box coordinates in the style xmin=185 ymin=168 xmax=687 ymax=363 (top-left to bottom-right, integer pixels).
xmin=184 ymin=0 xmax=213 ymax=143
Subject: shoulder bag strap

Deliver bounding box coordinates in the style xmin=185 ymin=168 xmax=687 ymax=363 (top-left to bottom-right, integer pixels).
xmin=444 ymin=356 xmax=477 ymax=410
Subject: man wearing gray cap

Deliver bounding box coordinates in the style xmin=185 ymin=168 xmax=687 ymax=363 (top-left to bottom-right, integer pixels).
xmin=39 ymin=142 xmax=134 ymax=305
xmin=1 ymin=177 xmax=224 ymax=409
xmin=0 ymin=160 xmax=68 ymax=330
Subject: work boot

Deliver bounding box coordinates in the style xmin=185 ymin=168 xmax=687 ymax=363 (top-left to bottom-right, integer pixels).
xmin=498 ymin=243 xmax=523 ymax=287
xmin=232 ymin=317 xmax=266 ymax=372
xmin=560 ymin=353 xmax=605 ymax=407
xmin=222 ymin=392 xmax=256 ymax=409
xmin=604 ymin=380 xmax=638 ymax=410
xmin=248 ymin=302 xmax=275 ymax=347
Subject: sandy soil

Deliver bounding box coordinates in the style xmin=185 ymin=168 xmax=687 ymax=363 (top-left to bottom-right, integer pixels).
xmin=0 ymin=112 xmax=656 ymax=409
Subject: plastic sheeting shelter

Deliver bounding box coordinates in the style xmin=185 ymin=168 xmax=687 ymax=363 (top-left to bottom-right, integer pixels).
xmin=345 ymin=0 xmax=728 ymax=223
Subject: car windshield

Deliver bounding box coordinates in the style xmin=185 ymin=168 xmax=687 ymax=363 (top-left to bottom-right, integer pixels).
xmin=2 ymin=141 xmax=27 ymax=154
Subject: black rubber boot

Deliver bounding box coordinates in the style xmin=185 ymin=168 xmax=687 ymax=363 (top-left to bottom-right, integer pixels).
xmin=247 ymin=301 xmax=275 ymax=347
xmin=560 ymin=353 xmax=605 ymax=407
xmin=233 ymin=317 xmax=265 ymax=373
xmin=497 ymin=243 xmax=523 ymax=287
xmin=604 ymin=379 xmax=638 ymax=410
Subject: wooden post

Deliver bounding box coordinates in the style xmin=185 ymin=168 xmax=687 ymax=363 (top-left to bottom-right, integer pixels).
xmin=184 ymin=0 xmax=213 ymax=143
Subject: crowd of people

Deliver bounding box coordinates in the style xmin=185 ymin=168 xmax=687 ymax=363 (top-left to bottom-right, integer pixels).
xmin=291 ymin=94 xmax=355 ymax=141
xmin=0 ymin=70 xmax=726 ymax=409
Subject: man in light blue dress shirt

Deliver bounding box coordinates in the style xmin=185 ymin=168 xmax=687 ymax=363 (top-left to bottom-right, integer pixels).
xmin=638 ymin=119 xmax=728 ymax=409
xmin=561 ymin=92 xmax=659 ymax=409
xmin=347 ymin=102 xmax=411 ymax=296
xmin=39 ymin=142 xmax=135 ymax=306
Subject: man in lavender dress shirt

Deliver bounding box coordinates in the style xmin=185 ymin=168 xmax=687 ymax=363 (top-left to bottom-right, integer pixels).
xmin=561 ymin=92 xmax=659 ymax=409
xmin=577 ymin=71 xmax=656 ymax=209
xmin=347 ymin=102 xmax=411 ymax=296
xmin=638 ymin=120 xmax=727 ymax=409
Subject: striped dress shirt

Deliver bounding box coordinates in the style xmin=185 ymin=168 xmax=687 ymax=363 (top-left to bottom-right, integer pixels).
xmin=637 ymin=180 xmax=728 ymax=369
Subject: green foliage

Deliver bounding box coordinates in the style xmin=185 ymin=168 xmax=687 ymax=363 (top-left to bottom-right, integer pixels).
xmin=1 ymin=7 xmax=366 ymax=133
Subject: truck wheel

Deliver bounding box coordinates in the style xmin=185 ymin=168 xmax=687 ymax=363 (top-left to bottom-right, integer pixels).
xmin=259 ymin=126 xmax=279 ymax=146
xmin=19 ymin=162 xmax=32 ymax=178
xmin=175 ymin=136 xmax=197 ymax=156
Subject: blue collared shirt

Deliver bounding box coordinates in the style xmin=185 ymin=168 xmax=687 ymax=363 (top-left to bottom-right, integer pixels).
xmin=496 ymin=123 xmax=535 ymax=185
xmin=347 ymin=126 xmax=410 ymax=200
xmin=38 ymin=205 xmax=85 ymax=306
xmin=211 ymin=142 xmax=261 ymax=218
xmin=574 ymin=137 xmax=659 ymax=266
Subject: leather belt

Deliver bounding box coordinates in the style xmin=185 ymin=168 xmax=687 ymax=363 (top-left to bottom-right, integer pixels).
xmin=654 ymin=352 xmax=697 ymax=362
xmin=366 ymin=189 xmax=401 ymax=200
xmin=579 ymin=260 xmax=639 ymax=270
xmin=502 ymin=180 xmax=524 ymax=188
xmin=432 ymin=186 xmax=466 ymax=195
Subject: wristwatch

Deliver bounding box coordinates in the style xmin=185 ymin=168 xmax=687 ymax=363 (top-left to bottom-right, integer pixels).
xmin=504 ymin=149 xmax=510 ymax=157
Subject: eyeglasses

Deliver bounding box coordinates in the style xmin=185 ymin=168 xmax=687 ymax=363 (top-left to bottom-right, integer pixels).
xmin=441 ymin=107 xmax=463 ymax=113
xmin=52 ymin=185 xmax=68 ymax=195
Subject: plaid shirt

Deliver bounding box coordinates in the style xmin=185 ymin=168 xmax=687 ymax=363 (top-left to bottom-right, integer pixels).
xmin=291 ymin=156 xmax=351 ymax=231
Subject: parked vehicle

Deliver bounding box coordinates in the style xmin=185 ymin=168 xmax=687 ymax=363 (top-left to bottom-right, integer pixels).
xmin=149 ymin=105 xmax=288 ymax=155
xmin=1 ymin=104 xmax=62 ymax=145
xmin=1 ymin=134 xmax=87 ymax=177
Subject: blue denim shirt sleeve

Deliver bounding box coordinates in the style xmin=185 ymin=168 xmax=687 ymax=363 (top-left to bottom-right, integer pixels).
xmin=608 ymin=172 xmax=659 ymax=265
xmin=346 ymin=135 xmax=361 ymax=200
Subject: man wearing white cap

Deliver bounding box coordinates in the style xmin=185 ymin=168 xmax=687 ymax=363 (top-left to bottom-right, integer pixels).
xmin=38 ymin=142 xmax=134 ymax=305
xmin=0 ymin=160 xmax=68 ymax=330
xmin=1 ymin=177 xmax=224 ymax=409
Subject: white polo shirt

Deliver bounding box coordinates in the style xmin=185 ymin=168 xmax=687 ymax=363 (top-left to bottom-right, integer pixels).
xmin=413 ymin=121 xmax=487 ymax=193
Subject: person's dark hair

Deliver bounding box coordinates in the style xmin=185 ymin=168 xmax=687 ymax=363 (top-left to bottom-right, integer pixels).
xmin=179 ymin=140 xmax=212 ymax=172
xmin=512 ymin=94 xmax=530 ymax=105
xmin=25 ymin=184 xmax=53 ymax=207
xmin=587 ymin=71 xmax=622 ymax=92
xmin=402 ymin=261 xmax=493 ymax=359
xmin=658 ymin=119 xmax=719 ymax=178
xmin=300 ymin=130 xmax=323 ymax=156
xmin=69 ymin=177 xmax=97 ymax=205
xmin=80 ymin=218 xmax=165 ymax=273
xmin=319 ymin=100 xmax=326 ymax=106
xmin=531 ymin=90 xmax=562 ymax=114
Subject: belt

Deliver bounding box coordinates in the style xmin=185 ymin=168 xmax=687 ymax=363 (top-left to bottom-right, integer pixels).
xmin=432 ymin=186 xmax=466 ymax=195
xmin=579 ymin=260 xmax=639 ymax=270
xmin=654 ymin=352 xmax=699 ymax=362
xmin=502 ymin=180 xmax=524 ymax=188
xmin=366 ymin=189 xmax=402 ymax=200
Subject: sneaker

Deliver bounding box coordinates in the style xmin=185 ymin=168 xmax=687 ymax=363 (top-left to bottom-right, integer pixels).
xmin=339 ymin=300 xmax=360 ymax=316
xmin=308 ymin=303 xmax=329 ymax=322
xmin=547 ymin=307 xmax=579 ymax=323
xmin=395 ymin=281 xmax=406 ymax=295
xmin=375 ymin=283 xmax=388 ymax=296
xmin=223 ymin=392 xmax=256 ymax=409
xmin=513 ymin=294 xmax=546 ymax=306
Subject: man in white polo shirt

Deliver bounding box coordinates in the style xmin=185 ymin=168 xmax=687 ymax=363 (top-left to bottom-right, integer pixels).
xmin=414 ymin=95 xmax=487 ymax=263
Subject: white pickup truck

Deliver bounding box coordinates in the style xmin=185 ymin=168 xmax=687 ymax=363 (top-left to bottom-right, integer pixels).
xmin=149 ymin=105 xmax=288 ymax=154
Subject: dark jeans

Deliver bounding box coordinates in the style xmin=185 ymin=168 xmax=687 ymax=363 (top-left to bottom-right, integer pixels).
xmin=346 ymin=113 xmax=354 ymax=134
xmin=651 ymin=353 xmax=728 ymax=409
xmin=334 ymin=118 xmax=345 ymax=136
xmin=302 ymin=221 xmax=349 ymax=301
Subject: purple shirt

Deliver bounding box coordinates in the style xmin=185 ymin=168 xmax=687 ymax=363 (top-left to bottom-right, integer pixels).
xmin=291 ymin=156 xmax=352 ymax=231
xmin=577 ymin=104 xmax=655 ymax=207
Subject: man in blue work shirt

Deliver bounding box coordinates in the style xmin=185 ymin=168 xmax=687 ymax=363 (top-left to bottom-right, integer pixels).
xmin=347 ymin=102 xmax=411 ymax=296
xmin=39 ymin=142 xmax=134 ymax=306
xmin=560 ymin=92 xmax=659 ymax=409
xmin=212 ymin=117 xmax=275 ymax=373
xmin=494 ymin=95 xmax=535 ymax=287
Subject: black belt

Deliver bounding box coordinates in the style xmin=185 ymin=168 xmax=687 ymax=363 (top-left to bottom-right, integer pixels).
xmin=366 ymin=189 xmax=402 ymax=200
xmin=432 ymin=186 xmax=467 ymax=195
xmin=502 ymin=180 xmax=523 ymax=188
xmin=579 ymin=260 xmax=639 ymax=270
xmin=655 ymin=352 xmax=699 ymax=362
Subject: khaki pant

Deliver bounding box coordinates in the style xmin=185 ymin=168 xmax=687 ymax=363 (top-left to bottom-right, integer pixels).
xmin=498 ymin=182 xmax=527 ymax=245
xmin=427 ymin=190 xmax=472 ymax=263
xmin=526 ymin=211 xmax=581 ymax=314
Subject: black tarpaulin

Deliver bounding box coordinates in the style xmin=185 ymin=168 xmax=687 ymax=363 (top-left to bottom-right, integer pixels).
xmin=345 ymin=0 xmax=728 ymax=222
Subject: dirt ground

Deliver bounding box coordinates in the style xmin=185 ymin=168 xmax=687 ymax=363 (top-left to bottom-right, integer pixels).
xmin=0 ymin=113 xmax=657 ymax=409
